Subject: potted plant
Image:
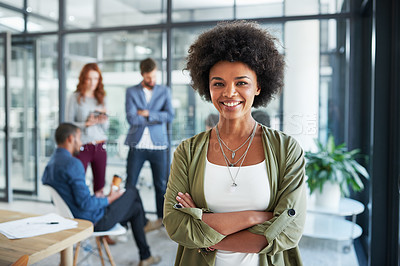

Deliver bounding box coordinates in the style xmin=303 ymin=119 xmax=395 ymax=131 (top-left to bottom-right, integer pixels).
xmin=305 ymin=135 xmax=369 ymax=209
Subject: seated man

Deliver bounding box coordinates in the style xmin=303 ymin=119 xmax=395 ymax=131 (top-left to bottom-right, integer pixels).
xmin=42 ymin=123 xmax=160 ymax=266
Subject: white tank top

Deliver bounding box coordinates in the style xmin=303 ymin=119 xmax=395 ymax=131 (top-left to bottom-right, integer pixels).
xmin=204 ymin=159 xmax=270 ymax=266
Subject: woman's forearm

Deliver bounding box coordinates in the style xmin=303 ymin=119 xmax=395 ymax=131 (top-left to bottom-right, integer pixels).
xmin=211 ymin=230 xmax=268 ymax=253
xmin=175 ymin=192 xmax=272 ymax=236
xmin=202 ymin=211 xmax=272 ymax=236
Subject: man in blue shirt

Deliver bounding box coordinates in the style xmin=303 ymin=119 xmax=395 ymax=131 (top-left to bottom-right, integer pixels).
xmin=125 ymin=58 xmax=174 ymax=226
xmin=42 ymin=123 xmax=160 ymax=266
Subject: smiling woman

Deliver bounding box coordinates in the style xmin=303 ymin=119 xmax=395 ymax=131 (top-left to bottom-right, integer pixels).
xmin=209 ymin=61 xmax=260 ymax=121
xmin=163 ymin=21 xmax=307 ymax=266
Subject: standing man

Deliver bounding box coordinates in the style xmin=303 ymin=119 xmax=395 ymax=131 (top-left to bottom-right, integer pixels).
xmin=42 ymin=123 xmax=160 ymax=266
xmin=125 ymin=58 xmax=174 ymax=226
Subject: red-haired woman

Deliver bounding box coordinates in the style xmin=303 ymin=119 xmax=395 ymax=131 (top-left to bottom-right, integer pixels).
xmin=66 ymin=63 xmax=109 ymax=196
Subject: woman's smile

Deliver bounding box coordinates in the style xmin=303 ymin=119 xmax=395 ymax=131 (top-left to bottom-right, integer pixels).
xmin=221 ymin=100 xmax=242 ymax=108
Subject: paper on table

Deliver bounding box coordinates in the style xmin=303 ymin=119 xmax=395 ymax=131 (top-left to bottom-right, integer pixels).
xmin=0 ymin=213 xmax=78 ymax=239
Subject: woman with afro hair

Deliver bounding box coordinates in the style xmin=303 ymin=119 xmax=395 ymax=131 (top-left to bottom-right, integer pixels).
xmin=164 ymin=21 xmax=306 ymax=266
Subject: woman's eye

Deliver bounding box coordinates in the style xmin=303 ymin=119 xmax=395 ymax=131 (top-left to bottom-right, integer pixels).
xmin=237 ymin=81 xmax=247 ymax=86
xmin=213 ymin=82 xmax=224 ymax=87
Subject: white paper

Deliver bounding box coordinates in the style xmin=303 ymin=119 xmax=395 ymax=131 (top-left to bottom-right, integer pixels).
xmin=0 ymin=213 xmax=78 ymax=239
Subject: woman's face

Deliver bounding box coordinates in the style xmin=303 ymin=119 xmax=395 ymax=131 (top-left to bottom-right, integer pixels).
xmin=209 ymin=61 xmax=260 ymax=121
xmin=84 ymin=70 xmax=100 ymax=92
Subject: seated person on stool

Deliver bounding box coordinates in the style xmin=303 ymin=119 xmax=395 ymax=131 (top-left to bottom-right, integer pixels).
xmin=42 ymin=123 xmax=160 ymax=266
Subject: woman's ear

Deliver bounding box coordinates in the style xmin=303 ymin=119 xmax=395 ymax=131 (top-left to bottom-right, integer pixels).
xmin=255 ymin=85 xmax=261 ymax=96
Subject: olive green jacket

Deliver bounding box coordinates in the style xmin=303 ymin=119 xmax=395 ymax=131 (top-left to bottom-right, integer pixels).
xmin=163 ymin=126 xmax=307 ymax=266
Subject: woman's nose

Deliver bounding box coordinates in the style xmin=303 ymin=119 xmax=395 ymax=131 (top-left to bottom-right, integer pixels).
xmin=222 ymin=83 xmax=237 ymax=97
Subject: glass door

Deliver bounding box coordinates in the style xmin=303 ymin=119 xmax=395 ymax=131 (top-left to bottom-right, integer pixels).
xmin=0 ymin=32 xmax=11 ymax=201
xmin=9 ymin=38 xmax=39 ymax=197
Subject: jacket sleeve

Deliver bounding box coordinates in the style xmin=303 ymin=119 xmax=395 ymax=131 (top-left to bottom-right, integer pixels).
xmin=148 ymin=88 xmax=174 ymax=124
xmin=100 ymin=98 xmax=110 ymax=132
xmin=163 ymin=141 xmax=225 ymax=249
xmin=68 ymin=160 xmax=109 ymax=211
xmin=125 ymin=88 xmax=147 ymax=126
xmin=248 ymin=137 xmax=307 ymax=256
xmin=65 ymin=94 xmax=86 ymax=130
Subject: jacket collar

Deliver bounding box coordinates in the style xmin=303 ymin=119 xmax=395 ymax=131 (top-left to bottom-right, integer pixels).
xmin=138 ymin=82 xmax=160 ymax=106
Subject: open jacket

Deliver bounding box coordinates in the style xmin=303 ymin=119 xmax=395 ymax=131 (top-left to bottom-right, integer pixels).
xmin=124 ymin=83 xmax=174 ymax=147
xmin=163 ymin=125 xmax=307 ymax=266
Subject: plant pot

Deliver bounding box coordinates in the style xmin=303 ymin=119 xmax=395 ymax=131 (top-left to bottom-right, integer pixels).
xmin=315 ymin=182 xmax=341 ymax=209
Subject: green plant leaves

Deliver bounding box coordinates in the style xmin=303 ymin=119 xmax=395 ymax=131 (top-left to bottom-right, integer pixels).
xmin=305 ymin=135 xmax=369 ymax=197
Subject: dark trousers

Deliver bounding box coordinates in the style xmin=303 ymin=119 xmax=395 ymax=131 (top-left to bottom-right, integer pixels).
xmin=76 ymin=142 xmax=107 ymax=192
xmin=94 ymin=188 xmax=151 ymax=260
xmin=126 ymin=148 xmax=167 ymax=219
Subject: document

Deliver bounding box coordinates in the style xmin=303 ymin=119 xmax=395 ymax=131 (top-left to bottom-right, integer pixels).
xmin=0 ymin=213 xmax=78 ymax=239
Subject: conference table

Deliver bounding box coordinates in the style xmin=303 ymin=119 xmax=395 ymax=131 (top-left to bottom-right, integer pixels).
xmin=0 ymin=209 xmax=93 ymax=265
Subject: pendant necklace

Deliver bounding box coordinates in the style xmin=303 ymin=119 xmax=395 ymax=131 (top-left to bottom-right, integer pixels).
xmin=215 ymin=122 xmax=257 ymax=192
xmin=218 ymin=128 xmax=254 ymax=159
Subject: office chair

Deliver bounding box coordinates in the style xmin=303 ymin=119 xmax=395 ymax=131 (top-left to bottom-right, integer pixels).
xmin=44 ymin=185 xmax=127 ymax=266
xmin=11 ymin=255 xmax=29 ymax=266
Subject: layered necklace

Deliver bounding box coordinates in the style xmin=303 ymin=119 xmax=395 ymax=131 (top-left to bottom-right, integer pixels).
xmin=215 ymin=122 xmax=258 ymax=192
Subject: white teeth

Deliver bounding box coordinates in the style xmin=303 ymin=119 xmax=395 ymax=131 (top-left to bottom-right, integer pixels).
xmin=223 ymin=102 xmax=240 ymax=107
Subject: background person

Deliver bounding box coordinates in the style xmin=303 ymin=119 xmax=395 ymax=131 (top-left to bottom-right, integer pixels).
xmin=163 ymin=21 xmax=306 ymax=266
xmin=205 ymin=113 xmax=219 ymax=130
xmin=252 ymin=109 xmax=271 ymax=127
xmin=66 ymin=63 xmax=109 ymax=196
xmin=42 ymin=123 xmax=161 ymax=266
xmin=125 ymin=58 xmax=174 ymax=226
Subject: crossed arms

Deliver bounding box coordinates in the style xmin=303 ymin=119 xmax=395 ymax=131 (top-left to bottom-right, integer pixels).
xmin=176 ymin=192 xmax=272 ymax=253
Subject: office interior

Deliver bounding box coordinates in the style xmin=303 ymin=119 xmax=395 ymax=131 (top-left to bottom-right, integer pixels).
xmin=0 ymin=0 xmax=398 ymax=265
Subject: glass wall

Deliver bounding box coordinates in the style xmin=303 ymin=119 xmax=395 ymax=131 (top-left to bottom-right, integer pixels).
xmin=172 ymin=0 xmax=348 ymax=23
xmin=37 ymin=36 xmax=58 ymax=163
xmin=0 ymin=0 xmax=350 ymax=200
xmin=0 ymin=36 xmax=5 ymax=199
xmin=0 ymin=1 xmax=24 ymax=9
xmin=65 ymin=0 xmax=166 ymax=29
xmin=10 ymin=39 xmax=36 ymax=193
xmin=0 ymin=7 xmax=24 ymax=33
xmin=172 ymin=1 xmax=234 ymax=22
xmin=27 ymin=0 xmax=58 ymax=32
xmin=236 ymin=0 xmax=284 ymax=19
xmin=171 ymin=26 xmax=212 ymax=141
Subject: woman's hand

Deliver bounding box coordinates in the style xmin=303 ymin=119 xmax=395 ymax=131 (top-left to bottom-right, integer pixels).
xmin=85 ymin=111 xmax=108 ymax=127
xmin=176 ymin=192 xmax=197 ymax=208
xmin=85 ymin=113 xmax=97 ymax=127
xmin=97 ymin=113 xmax=108 ymax=124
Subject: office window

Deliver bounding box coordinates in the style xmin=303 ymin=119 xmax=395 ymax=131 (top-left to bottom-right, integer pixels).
xmin=26 ymin=0 xmax=58 ymax=32
xmin=319 ymin=19 xmax=348 ymax=144
xmin=171 ymin=26 xmax=213 ymax=141
xmin=27 ymin=16 xmax=58 ymax=32
xmin=28 ymin=0 xmax=58 ymax=20
xmin=285 ymin=0 xmax=348 ymax=16
xmin=172 ymin=0 xmax=234 ymax=22
xmin=0 ymin=8 xmax=24 ymax=33
xmin=236 ymin=0 xmax=284 ymax=19
xmin=65 ymin=0 xmax=166 ymax=29
xmin=37 ymin=36 xmax=59 ymax=159
xmin=0 ymin=0 xmax=24 ymax=9
xmin=0 ymin=37 xmax=5 ymax=198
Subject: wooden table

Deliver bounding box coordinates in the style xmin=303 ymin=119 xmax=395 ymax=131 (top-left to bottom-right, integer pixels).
xmin=0 ymin=209 xmax=93 ymax=265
